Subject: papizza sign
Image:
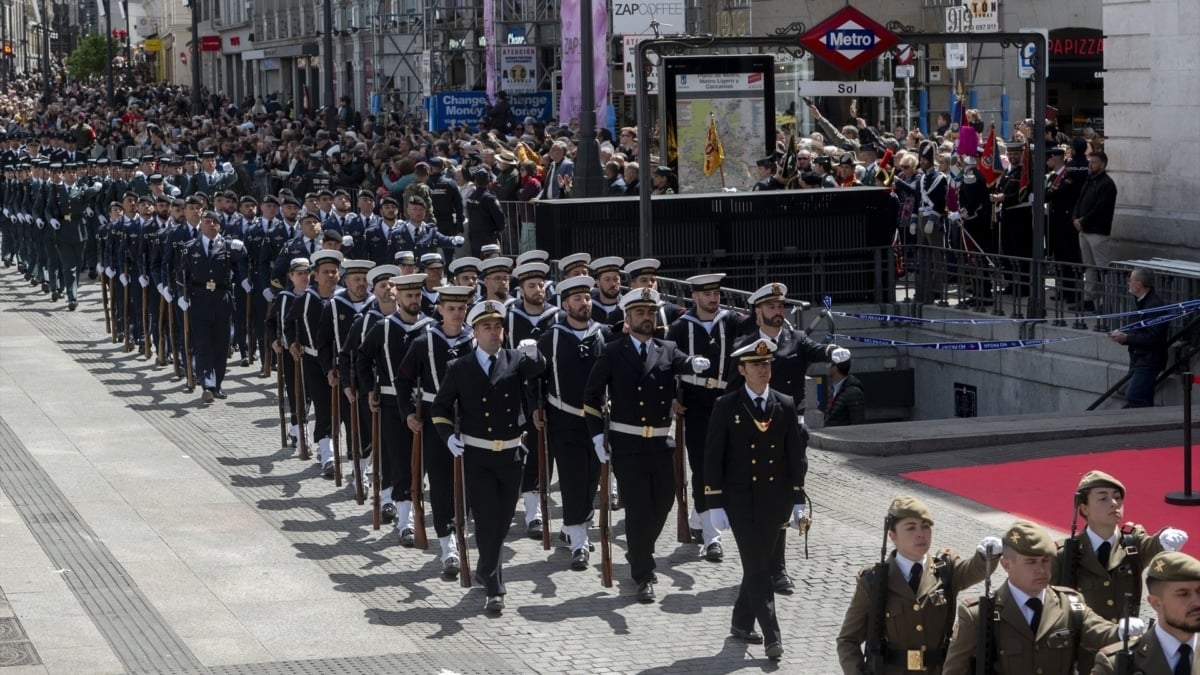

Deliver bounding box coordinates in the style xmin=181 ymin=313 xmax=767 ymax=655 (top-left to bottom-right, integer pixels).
xmin=799 ymin=6 xmax=899 ymax=73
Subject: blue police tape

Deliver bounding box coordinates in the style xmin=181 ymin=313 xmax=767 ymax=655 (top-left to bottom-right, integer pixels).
xmin=825 ymin=298 xmax=1200 ymax=327
xmin=827 ymin=311 xmax=1192 ymax=351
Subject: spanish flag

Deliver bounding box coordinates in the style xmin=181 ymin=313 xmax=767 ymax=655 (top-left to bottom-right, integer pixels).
xmin=703 ymin=112 xmax=724 ymax=177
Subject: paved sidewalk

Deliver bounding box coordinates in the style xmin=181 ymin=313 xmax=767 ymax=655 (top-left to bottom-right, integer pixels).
xmin=0 ymin=271 xmax=1179 ymax=674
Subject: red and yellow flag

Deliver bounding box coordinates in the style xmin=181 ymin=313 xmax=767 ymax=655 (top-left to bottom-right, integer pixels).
xmin=703 ymin=113 xmax=724 ymax=177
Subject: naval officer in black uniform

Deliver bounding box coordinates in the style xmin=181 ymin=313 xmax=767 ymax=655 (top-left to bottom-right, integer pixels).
xmin=430 ymin=299 xmax=545 ymax=613
xmin=704 ymin=338 xmax=809 ymax=661
xmin=584 ymin=287 xmax=710 ymax=603
xmin=177 ymin=209 xmax=247 ymax=402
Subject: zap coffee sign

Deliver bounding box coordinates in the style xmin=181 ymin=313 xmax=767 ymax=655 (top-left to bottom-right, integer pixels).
xmin=799 ymin=6 xmax=899 ymax=73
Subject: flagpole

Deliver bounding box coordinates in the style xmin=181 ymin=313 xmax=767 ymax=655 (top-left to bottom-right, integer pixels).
xmin=719 ymin=161 xmax=726 ymax=189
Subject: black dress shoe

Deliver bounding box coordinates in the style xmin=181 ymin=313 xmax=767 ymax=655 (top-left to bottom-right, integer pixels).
xmin=526 ymin=518 xmax=543 ymax=540
xmin=68 ymin=301 xmax=78 ymax=311
xmin=201 ymin=389 xmax=214 ymax=403
xmin=570 ymin=548 xmax=590 ymax=571
xmin=704 ymin=542 xmax=724 ymax=563
xmin=381 ymin=503 xmax=397 ymax=524
xmin=213 ymin=390 xmax=228 ymax=400
xmin=636 ymin=581 xmax=656 ymax=603
xmin=730 ymin=627 xmax=764 ymax=645
xmin=484 ymin=595 xmax=505 ymax=612
xmin=690 ymin=528 xmax=703 ymax=544
xmin=51 ymin=291 xmax=60 ymax=301
xmin=773 ymin=574 xmax=795 ymax=594
xmin=322 ymin=461 xmax=335 ymax=479
xmin=765 ymin=642 xmax=784 ymax=660
xmin=240 ymin=357 xmax=250 ymax=367
xmin=442 ymin=555 xmax=460 ymax=578
xmin=40 ymin=283 xmax=49 ymax=294
xmin=398 ymin=528 xmax=415 ymax=547
xmin=88 ymin=270 xmax=97 ymax=280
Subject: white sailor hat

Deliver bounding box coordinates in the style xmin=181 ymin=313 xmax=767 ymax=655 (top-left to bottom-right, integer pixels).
xmin=288 ymin=257 xmax=312 ymax=272
xmin=449 ymin=256 xmax=482 ymax=276
xmin=342 ymin=259 xmax=375 ymax=275
xmin=748 ymin=282 xmax=788 ymax=306
xmin=619 ymin=287 xmax=661 ymax=311
xmin=480 ymin=243 xmax=503 ymax=258
xmin=468 ymin=299 xmax=507 ymax=325
xmin=732 ymin=338 xmax=777 ymax=363
xmin=435 ymin=285 xmax=475 ymax=304
xmin=513 ymin=262 xmax=550 ymax=283
xmin=367 ymin=265 xmax=401 ymax=286
xmin=395 ymin=250 xmax=417 ymax=265
xmin=686 ymin=273 xmax=726 ymax=292
xmin=623 ymin=258 xmax=661 ymax=279
xmin=310 ymin=249 xmax=344 ymax=267
xmin=590 ymin=256 xmax=624 ymax=275
xmin=391 ymin=272 xmax=427 ymax=290
xmin=480 ymin=256 xmax=514 ymax=276
xmin=515 ymin=249 xmax=549 ymax=266
xmin=419 ymin=252 xmax=445 ymax=269
xmin=559 ymin=252 xmax=592 ymax=274
xmin=556 ymin=275 xmax=595 ymax=298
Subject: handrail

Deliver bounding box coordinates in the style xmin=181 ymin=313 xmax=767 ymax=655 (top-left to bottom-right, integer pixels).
xmin=1086 ymin=312 xmax=1200 ymax=410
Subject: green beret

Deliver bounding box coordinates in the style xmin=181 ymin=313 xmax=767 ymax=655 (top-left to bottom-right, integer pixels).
xmin=1003 ymin=520 xmax=1056 ymax=557
xmin=1147 ymin=551 xmax=1200 ymax=582
xmin=1076 ymin=470 xmax=1125 ymax=497
xmin=888 ymin=496 xmax=934 ymax=525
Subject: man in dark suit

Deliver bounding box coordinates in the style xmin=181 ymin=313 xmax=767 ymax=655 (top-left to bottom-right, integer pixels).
xmin=584 ymin=287 xmax=709 ymax=603
xmin=703 ymin=338 xmax=810 ymax=661
xmin=177 ymin=210 xmax=247 ymax=402
xmin=431 ymin=300 xmax=545 ymax=613
xmin=1109 ymin=268 xmax=1170 ymax=408
xmin=1044 ymin=147 xmax=1084 ymax=305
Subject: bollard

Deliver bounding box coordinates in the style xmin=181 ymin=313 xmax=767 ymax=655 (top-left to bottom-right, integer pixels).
xmin=1165 ymin=371 xmax=1200 ymax=505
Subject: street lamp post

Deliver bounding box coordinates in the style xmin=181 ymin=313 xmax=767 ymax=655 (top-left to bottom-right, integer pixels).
xmin=321 ymin=0 xmax=335 ymax=129
xmin=190 ymin=0 xmax=202 ymax=113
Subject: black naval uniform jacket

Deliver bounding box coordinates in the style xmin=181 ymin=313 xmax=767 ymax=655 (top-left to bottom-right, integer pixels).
xmin=583 ymin=337 xmax=698 ymax=455
xmin=531 ymin=319 xmax=610 ymax=417
xmin=317 ymin=290 xmax=373 ymax=375
xmin=431 ymin=348 xmax=546 ymax=456
xmin=356 ymin=313 xmax=434 ymax=395
xmin=727 ymin=329 xmax=837 ymax=409
xmin=395 ymin=323 xmax=476 ymax=419
xmin=703 ymin=388 xmax=807 ymax=525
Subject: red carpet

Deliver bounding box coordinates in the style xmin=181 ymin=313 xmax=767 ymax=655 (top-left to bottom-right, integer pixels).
xmin=902 ymin=447 xmax=1200 ymax=556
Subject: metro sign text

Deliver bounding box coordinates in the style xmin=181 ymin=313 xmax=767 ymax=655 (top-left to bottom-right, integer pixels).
xmin=800 ymin=6 xmax=899 ymax=73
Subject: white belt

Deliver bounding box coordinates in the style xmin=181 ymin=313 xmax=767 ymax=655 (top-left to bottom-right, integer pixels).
xmin=609 ymin=422 xmax=671 ymax=438
xmin=460 ymin=434 xmax=523 ymax=452
xmin=379 ymin=386 xmax=396 ymax=396
xmin=303 ymin=346 xmax=319 ymax=357
xmin=680 ymin=374 xmax=727 ymax=389
xmin=547 ymin=394 xmax=585 ymax=417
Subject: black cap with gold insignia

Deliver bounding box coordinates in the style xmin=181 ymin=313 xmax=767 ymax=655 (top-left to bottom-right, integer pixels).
xmin=1146 ymin=551 xmax=1200 ymax=582
xmin=731 ymin=337 xmax=777 ymax=363
xmin=1002 ymin=520 xmax=1056 ymax=557
xmin=887 ymin=495 xmax=934 ymax=525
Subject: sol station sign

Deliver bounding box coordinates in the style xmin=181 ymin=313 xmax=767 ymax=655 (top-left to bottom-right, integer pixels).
xmin=799 ymin=6 xmax=899 ymax=73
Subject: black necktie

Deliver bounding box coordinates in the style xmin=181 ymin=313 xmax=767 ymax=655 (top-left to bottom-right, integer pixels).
xmin=638 ymin=343 xmax=647 ymax=362
xmin=908 ymin=563 xmax=922 ymax=593
xmin=1175 ymin=644 xmax=1192 ymax=675
xmin=307 ymin=238 xmax=314 ymax=254
xmin=1097 ymin=540 xmax=1112 ymax=569
xmin=754 ymin=396 xmax=765 ymax=416
xmin=1026 ymin=597 xmax=1043 ymax=634
xmin=487 ymin=354 xmax=496 ymax=375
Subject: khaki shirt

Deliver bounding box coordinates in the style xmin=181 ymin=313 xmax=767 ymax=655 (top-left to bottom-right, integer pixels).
xmin=943 ymin=584 xmax=1118 ymax=675
xmin=837 ymin=549 xmax=993 ymax=675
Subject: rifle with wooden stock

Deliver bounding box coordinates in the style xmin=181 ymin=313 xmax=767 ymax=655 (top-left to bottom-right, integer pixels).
xmin=155 ymin=294 xmax=168 ymax=366
xmin=348 ymin=365 xmax=364 ymax=505
xmin=331 ymin=379 xmax=342 ymax=487
xmin=371 ymin=383 xmax=381 ymax=530
xmin=453 ymin=402 xmax=471 ymax=588
xmin=411 ymin=388 xmax=427 ymax=549
xmin=294 ymin=351 xmax=309 ymax=461
xmin=275 ymin=345 xmax=288 ymax=448
xmin=863 ymin=516 xmax=890 ymax=675
xmin=141 ymin=285 xmax=151 ymax=359
xmin=167 ymin=292 xmax=181 ymax=378
xmin=536 ymin=379 xmax=551 ymax=551
xmin=182 ymin=290 xmax=195 ymax=391
xmin=598 ymin=415 xmax=613 ymax=588
xmin=100 ymin=273 xmax=112 ymax=337
xmin=122 ymin=269 xmax=132 ymax=353
xmin=673 ymin=414 xmax=689 ymax=543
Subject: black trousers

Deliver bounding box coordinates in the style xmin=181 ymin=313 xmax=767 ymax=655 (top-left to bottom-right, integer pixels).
xmin=191 ymin=305 xmax=232 ymax=390
xmin=465 ymin=449 xmax=523 ymax=596
xmin=303 ymin=354 xmax=332 ymax=441
xmin=281 ymin=350 xmax=301 ymax=425
xmin=251 ymin=287 xmax=269 ymax=363
xmin=377 ymin=393 xmax=412 ymax=498
xmin=57 ymin=241 xmax=85 ymax=302
xmin=547 ymin=410 xmax=599 ymax=527
xmin=421 ymin=409 xmax=455 ymax=538
xmin=684 ymin=404 xmax=714 ymax=513
xmin=43 ymin=230 xmax=62 ymax=291
xmin=727 ymin=492 xmax=783 ymax=646
xmin=232 ymin=287 xmax=250 ymax=357
xmin=611 ymin=448 xmax=675 ymax=584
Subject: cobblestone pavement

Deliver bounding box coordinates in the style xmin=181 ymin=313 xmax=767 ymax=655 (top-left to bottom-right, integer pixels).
xmin=0 ymin=270 xmax=1167 ymax=674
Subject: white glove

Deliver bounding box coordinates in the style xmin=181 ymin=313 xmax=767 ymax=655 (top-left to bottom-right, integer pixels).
xmin=691 ymin=356 xmax=711 ymax=373
xmin=451 ymin=235 xmax=465 ymax=246
xmin=262 ymin=288 xmax=275 ymax=302
xmin=947 ymin=211 xmax=962 ymax=223
xmin=105 ymin=266 xmax=116 ymax=279
xmin=85 ymin=207 xmax=95 ymax=218
xmin=517 ymin=338 xmax=538 ymax=358
xmin=177 ymin=297 xmax=190 ymax=311
xmin=831 ymin=347 xmax=851 ymax=363
xmin=592 ymin=434 xmax=609 ymax=463
xmin=341 ymin=235 xmax=354 ymax=247
xmin=50 ymin=218 xmax=61 ymax=230
xmin=156 ymin=283 xmax=165 ymax=295
xmin=228 ymin=238 xmax=244 ymax=251
xmin=1118 ymin=617 xmax=1146 ymax=641
xmin=923 ymin=219 xmax=935 ymax=235
xmin=134 ymin=170 xmax=145 ymax=178
xmin=36 ymin=218 xmax=44 ymax=228
xmin=119 ymin=273 xmax=129 ymax=285
xmin=1160 ymin=528 xmax=1188 ymax=551
xmin=977 ymin=536 xmax=1003 ymax=557
xmin=138 ymin=275 xmax=150 ymax=288
xmin=221 ymin=162 xmax=234 ymax=173
xmin=162 ymin=287 xmax=174 ymax=303
xmin=96 ymin=263 xmax=105 ymax=275
xmin=92 ymin=183 xmax=103 ymax=192
xmin=447 ymin=435 xmax=465 ymax=457
xmin=3 ymin=208 xmax=10 ymax=217
xmin=709 ymin=507 xmax=729 ymax=531
xmin=241 ymin=279 xmax=253 ymax=293
xmin=790 ymin=504 xmax=808 ymax=528
xmin=908 ymin=221 xmax=917 ymax=236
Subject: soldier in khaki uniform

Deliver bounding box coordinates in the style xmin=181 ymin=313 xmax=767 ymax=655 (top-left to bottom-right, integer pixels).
xmin=944 ymin=520 xmax=1138 ymax=675
xmin=1093 ymin=551 xmax=1200 ymax=675
xmin=1053 ymin=470 xmax=1188 ymax=672
xmin=836 ymin=496 xmax=1001 ymax=674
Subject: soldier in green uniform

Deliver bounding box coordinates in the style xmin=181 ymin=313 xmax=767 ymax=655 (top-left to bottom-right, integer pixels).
xmin=944 ymin=520 xmax=1139 ymax=675
xmin=1093 ymin=551 xmax=1200 ymax=675
xmin=59 ymin=163 xmax=102 ymax=311
xmin=836 ymin=496 xmax=1000 ymax=674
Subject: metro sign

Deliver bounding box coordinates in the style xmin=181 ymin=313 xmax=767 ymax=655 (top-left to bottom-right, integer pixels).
xmin=800 ymin=6 xmax=899 ymax=73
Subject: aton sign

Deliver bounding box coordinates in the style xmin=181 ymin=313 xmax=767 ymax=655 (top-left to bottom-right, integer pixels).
xmin=799 ymin=6 xmax=898 ymax=73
